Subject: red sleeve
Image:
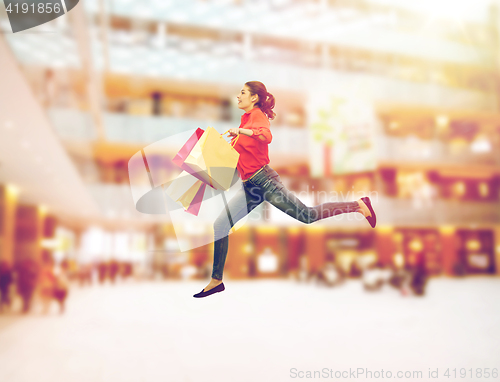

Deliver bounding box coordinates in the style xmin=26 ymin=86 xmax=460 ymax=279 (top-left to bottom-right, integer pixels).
xmin=248 ymin=112 xmax=272 ymax=144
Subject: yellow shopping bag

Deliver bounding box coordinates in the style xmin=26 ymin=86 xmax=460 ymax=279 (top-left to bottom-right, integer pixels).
xmin=164 ymin=171 xmax=207 ymax=216
xmin=184 ymin=126 xmax=239 ymax=191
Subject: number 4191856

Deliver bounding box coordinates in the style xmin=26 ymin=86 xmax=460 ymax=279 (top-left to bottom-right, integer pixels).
xmin=444 ymin=368 xmax=498 ymax=378
xmin=6 ymin=3 xmax=62 ymax=13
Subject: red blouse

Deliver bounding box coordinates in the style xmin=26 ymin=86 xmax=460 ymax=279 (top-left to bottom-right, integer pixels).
xmin=231 ymin=107 xmax=273 ymax=181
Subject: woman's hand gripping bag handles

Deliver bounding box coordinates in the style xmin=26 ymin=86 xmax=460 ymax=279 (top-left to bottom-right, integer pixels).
xmin=183 ymin=126 xmax=240 ymax=191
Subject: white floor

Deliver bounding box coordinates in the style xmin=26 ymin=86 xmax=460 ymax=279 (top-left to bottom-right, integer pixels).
xmin=0 ymin=277 xmax=499 ymax=382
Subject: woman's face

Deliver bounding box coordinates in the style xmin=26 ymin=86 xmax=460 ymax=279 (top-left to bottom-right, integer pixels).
xmin=237 ymin=85 xmax=257 ymax=111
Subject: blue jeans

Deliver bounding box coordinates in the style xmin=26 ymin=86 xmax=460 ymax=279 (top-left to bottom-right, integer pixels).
xmin=212 ymin=165 xmax=359 ymax=280
xmin=211 ymin=165 xmax=360 ymax=280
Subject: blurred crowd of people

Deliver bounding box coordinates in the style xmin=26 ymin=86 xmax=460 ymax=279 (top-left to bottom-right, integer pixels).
xmin=0 ymin=252 xmax=431 ymax=314
xmin=0 ymin=258 xmax=68 ymax=315
xmin=0 ymin=258 xmax=141 ymax=315
xmin=296 ymin=252 xmax=429 ymax=297
xmin=95 ymin=260 xmax=134 ymax=284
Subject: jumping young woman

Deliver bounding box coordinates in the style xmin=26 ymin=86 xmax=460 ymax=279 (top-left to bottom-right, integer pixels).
xmin=193 ymin=81 xmax=376 ymax=298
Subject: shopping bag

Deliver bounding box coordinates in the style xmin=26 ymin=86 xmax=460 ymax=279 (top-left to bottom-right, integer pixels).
xmin=172 ymin=128 xmax=204 ymax=167
xmin=164 ymin=171 xmax=207 ymax=216
xmin=172 ymin=128 xmax=211 ymax=186
xmin=182 ymin=181 xmax=206 ymax=216
xmin=184 ymin=126 xmax=239 ymax=191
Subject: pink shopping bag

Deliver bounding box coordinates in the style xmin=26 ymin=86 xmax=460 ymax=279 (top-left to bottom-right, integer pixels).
xmin=172 ymin=128 xmax=216 ymax=188
xmin=186 ymin=182 xmax=206 ymax=216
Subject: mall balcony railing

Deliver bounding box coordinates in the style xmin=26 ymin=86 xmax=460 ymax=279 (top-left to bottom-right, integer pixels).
xmin=48 ymin=108 xmax=309 ymax=155
xmin=100 ymin=46 xmax=496 ymax=110
xmin=49 ymin=108 xmax=500 ymax=167
xmin=375 ymin=135 xmax=500 ymax=166
xmin=6 ymin=30 xmax=495 ymax=110
xmin=376 ymin=196 xmax=500 ymax=226
xmin=86 ymin=183 xmax=163 ymax=222
xmin=16 ymin=27 xmax=492 ymax=109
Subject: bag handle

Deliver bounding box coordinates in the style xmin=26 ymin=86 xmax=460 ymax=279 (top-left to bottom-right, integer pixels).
xmin=222 ymin=129 xmax=240 ymax=147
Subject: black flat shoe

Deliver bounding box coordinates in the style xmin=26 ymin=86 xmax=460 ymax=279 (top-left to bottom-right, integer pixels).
xmin=361 ymin=197 xmax=377 ymax=228
xmin=193 ymin=282 xmax=225 ymax=298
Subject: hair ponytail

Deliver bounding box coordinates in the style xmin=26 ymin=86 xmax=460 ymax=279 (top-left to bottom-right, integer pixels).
xmin=245 ymin=81 xmax=276 ymax=120
xmin=264 ymin=92 xmax=276 ymax=120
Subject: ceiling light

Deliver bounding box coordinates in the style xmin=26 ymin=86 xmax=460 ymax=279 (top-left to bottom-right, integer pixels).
xmin=479 ymin=182 xmax=489 ymax=197
xmin=393 ymin=253 xmax=404 ymax=267
xmin=471 ymin=136 xmax=492 ymax=153
xmin=409 ymin=239 xmax=423 ymax=252
xmin=39 ymin=204 xmax=48 ymax=215
xmin=440 ymin=226 xmax=455 ymax=234
xmin=466 ymin=239 xmax=481 ymax=251
xmin=389 ymin=121 xmax=399 ymax=130
xmin=436 ymin=114 xmax=449 ymax=127
xmin=453 ymin=181 xmax=465 ymax=196
xmin=6 ymin=184 xmax=20 ymax=197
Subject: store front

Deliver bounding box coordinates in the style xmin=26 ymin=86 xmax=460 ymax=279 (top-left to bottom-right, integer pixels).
xmin=395 ymin=228 xmax=442 ymax=275
xmin=325 ymin=230 xmax=376 ymax=277
xmin=456 ymin=229 xmax=496 ymax=275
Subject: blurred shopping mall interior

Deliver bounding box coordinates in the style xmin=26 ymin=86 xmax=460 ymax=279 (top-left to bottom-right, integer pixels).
xmin=1 ymin=0 xmax=500 ymax=293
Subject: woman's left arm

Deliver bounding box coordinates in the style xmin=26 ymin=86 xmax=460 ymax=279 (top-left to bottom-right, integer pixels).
xmin=229 ymin=127 xmax=271 ymax=143
xmin=239 ymin=128 xmax=254 ymax=137
xmin=228 ymin=127 xmax=253 ymax=137
xmin=248 ymin=126 xmax=272 ymax=143
xmin=229 ymin=113 xmax=272 ymax=143
xmin=248 ymin=113 xmax=272 ymax=143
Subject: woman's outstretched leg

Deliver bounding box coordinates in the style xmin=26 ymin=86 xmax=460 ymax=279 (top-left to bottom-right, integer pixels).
xmin=262 ymin=176 xmax=370 ymax=224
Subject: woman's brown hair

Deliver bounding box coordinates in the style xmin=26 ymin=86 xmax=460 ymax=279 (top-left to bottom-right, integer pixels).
xmin=245 ymin=81 xmax=276 ymax=120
